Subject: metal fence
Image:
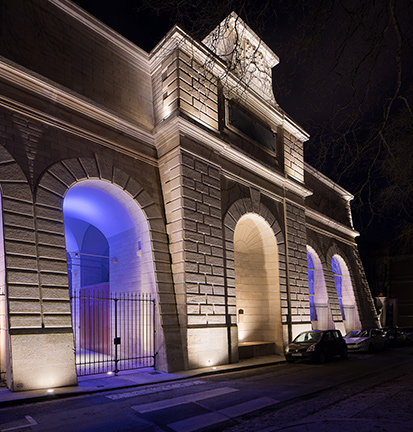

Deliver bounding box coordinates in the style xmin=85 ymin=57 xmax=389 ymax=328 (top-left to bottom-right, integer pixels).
xmin=71 ymin=289 xmax=156 ymax=376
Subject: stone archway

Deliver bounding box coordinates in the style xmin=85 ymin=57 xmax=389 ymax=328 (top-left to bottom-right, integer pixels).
xmin=63 ymin=179 xmax=158 ymax=374
xmin=224 ymin=198 xmax=285 ymax=357
xmin=332 ymin=254 xmax=362 ymax=333
xmin=306 ymin=245 xmax=334 ymax=330
xmin=63 ymin=180 xmax=156 ymax=297
xmin=325 ymin=244 xmax=362 ymax=334
xmin=37 ymin=156 xmax=184 ymax=374
xmin=234 ymin=213 xmax=282 ymax=353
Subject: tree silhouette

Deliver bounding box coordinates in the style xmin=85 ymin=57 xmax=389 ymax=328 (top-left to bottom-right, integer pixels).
xmin=136 ymin=0 xmax=413 ymax=251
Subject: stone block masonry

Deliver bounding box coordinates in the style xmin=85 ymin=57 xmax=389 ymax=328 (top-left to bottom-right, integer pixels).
xmin=152 ymin=49 xmax=219 ymax=131
xmin=0 ymin=0 xmax=379 ymax=390
xmin=284 ymin=131 xmax=304 ymax=183
xmin=159 ymin=145 xmax=228 ymax=368
xmin=285 ymin=201 xmax=310 ymax=325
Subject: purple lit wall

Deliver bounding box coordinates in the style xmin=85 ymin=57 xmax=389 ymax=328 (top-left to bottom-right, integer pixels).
xmin=63 ymin=185 xmax=134 ymax=242
xmin=63 ymin=183 xmax=141 ymax=294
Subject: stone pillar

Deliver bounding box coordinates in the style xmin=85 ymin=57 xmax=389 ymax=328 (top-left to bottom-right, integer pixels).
xmin=159 ymin=145 xmax=228 ymax=369
xmin=0 ymin=147 xmax=77 ymax=391
xmin=284 ymin=200 xmax=311 ymax=339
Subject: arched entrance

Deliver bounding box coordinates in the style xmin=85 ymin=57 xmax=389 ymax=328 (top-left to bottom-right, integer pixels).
xmin=234 ymin=213 xmax=283 ymax=356
xmin=64 ymin=180 xmax=157 ymax=375
xmin=307 ymin=246 xmax=334 ymax=330
xmin=332 ymin=255 xmax=361 ymax=332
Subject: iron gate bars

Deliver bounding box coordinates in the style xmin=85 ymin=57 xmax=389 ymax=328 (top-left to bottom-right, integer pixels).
xmin=71 ymin=290 xmax=155 ymax=376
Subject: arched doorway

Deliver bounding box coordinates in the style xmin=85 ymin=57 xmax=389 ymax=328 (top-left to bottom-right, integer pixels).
xmin=332 ymin=255 xmax=361 ymax=332
xmin=307 ymin=246 xmax=334 ymax=330
xmin=64 ymin=180 xmax=157 ymax=375
xmin=234 ymin=213 xmax=283 ymax=356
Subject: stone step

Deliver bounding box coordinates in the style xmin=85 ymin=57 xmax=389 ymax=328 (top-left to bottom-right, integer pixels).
xmin=238 ymin=341 xmax=276 ymax=359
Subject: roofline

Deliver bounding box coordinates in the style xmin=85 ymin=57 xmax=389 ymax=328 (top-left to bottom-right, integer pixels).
xmin=304 ymin=162 xmax=354 ymax=201
xmin=150 ymin=26 xmax=309 ymax=142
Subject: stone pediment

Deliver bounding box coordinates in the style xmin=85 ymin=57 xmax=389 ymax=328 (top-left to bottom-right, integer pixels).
xmin=202 ymin=12 xmax=279 ymax=105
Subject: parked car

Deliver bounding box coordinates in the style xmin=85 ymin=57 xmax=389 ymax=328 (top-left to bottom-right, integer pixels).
xmin=383 ymin=327 xmax=409 ymax=347
xmin=344 ymin=328 xmax=387 ymax=353
xmin=285 ymin=329 xmax=348 ymax=363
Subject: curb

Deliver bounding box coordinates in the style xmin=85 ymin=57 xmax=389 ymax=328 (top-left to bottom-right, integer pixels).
xmin=0 ymin=359 xmax=285 ymax=409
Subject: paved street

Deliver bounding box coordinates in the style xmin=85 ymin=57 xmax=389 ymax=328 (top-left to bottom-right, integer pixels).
xmin=1 ymin=347 xmax=412 ymax=432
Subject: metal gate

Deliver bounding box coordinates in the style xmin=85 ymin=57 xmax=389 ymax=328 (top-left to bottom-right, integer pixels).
xmin=71 ymin=289 xmax=156 ymax=376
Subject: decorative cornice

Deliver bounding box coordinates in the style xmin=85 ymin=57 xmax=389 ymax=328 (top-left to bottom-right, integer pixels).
xmin=0 ymin=58 xmax=157 ymax=163
xmin=150 ymin=28 xmax=309 ymax=143
xmin=306 ymin=207 xmax=359 ymax=239
xmin=222 ymin=170 xmax=284 ymax=204
xmin=306 ymin=223 xmax=358 ymax=247
xmin=0 ymin=94 xmax=158 ymax=166
xmin=203 ymin=12 xmax=279 ymax=69
xmin=49 ymin=0 xmax=149 ymax=67
xmin=154 ymin=116 xmax=312 ymax=198
xmin=305 ymin=162 xmax=353 ymax=201
xmin=202 ymin=12 xmax=279 ymax=105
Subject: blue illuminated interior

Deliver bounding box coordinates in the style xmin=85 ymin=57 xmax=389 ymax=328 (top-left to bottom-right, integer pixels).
xmin=332 ymin=256 xmax=345 ymax=319
xmin=63 ymin=185 xmax=134 ymax=242
xmin=307 ymin=251 xmax=317 ymax=321
xmin=63 ymin=184 xmax=135 ymax=290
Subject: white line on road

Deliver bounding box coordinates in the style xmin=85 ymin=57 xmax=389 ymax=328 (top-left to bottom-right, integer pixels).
xmin=131 ymin=387 xmax=239 ymax=413
xmin=168 ymin=412 xmax=229 ymax=432
xmin=219 ymin=396 xmax=278 ymax=417
xmin=1 ymin=416 xmax=38 ymax=431
xmin=106 ymin=380 xmax=205 ymax=400
xmin=167 ymin=397 xmax=279 ymax=432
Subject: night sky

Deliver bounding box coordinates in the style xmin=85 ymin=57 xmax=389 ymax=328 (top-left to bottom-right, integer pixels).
xmin=71 ymin=0 xmax=413 ymax=253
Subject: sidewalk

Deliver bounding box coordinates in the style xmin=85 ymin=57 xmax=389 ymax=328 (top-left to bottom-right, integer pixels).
xmin=0 ymin=355 xmax=285 ymax=408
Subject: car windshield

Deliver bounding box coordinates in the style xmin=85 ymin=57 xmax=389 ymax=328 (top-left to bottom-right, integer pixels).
xmin=345 ymin=330 xmax=368 ymax=338
xmin=345 ymin=331 xmax=358 ymax=338
xmin=356 ymin=330 xmax=369 ymax=338
xmin=293 ymin=331 xmax=322 ymax=343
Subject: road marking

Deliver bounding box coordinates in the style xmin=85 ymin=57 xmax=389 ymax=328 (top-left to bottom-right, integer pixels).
xmin=106 ymin=380 xmax=205 ymax=400
xmin=167 ymin=397 xmax=279 ymax=432
xmin=1 ymin=416 xmax=37 ymax=431
xmin=168 ymin=412 xmax=229 ymax=432
xmin=219 ymin=396 xmax=278 ymax=417
xmin=131 ymin=387 xmax=239 ymax=413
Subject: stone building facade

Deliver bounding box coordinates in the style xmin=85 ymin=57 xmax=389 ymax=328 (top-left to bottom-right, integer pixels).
xmin=0 ymin=0 xmax=378 ymax=391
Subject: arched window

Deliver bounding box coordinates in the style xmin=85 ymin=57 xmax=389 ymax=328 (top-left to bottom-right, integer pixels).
xmin=332 ymin=256 xmax=345 ymax=320
xmin=307 ymin=251 xmax=317 ymax=321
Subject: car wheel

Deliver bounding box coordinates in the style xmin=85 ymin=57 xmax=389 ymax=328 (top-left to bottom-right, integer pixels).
xmin=340 ymin=347 xmax=348 ymax=359
xmin=368 ymin=343 xmax=375 ymax=354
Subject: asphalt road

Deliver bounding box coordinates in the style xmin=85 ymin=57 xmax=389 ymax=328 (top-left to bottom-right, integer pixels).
xmin=1 ymin=347 xmax=412 ymax=432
